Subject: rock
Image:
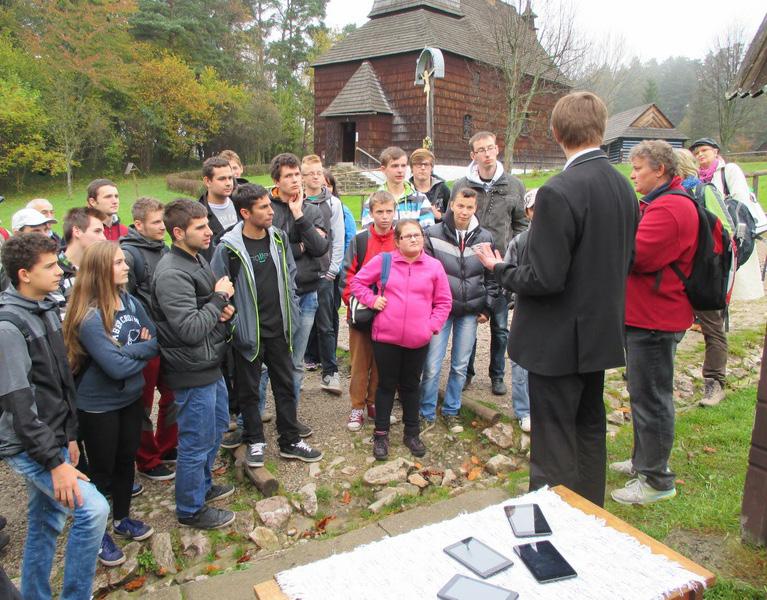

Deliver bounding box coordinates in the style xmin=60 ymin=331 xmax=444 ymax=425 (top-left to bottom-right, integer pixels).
xmin=485 ymin=454 xmax=518 ymax=475
xmin=110 ymin=541 xmax=142 ymax=586
xmin=482 ymin=423 xmax=515 ymax=449
xmin=607 ymin=410 xmax=625 ymax=425
xmin=374 ymin=487 xmax=399 ymax=501
xmin=299 ymin=483 xmax=318 ymax=517
xmin=255 ymin=496 xmax=292 ymax=529
xmin=363 ymin=458 xmax=410 ymax=486
xmin=232 ymin=510 xmax=256 ymax=538
xmin=519 ymin=433 xmax=530 ymax=452
xmin=620 ymin=388 xmax=630 ymax=400
xmin=365 ymin=456 xmax=376 ymax=464
xmin=450 ymin=425 xmax=464 ymax=433
xmin=287 ymin=528 xmax=297 ymax=537
xmin=394 ymin=483 xmax=420 ymax=497
xmin=368 ymin=491 xmax=399 ymax=513
xmin=340 ymin=466 xmax=357 ymax=476
xmin=328 ymin=456 xmax=346 ymax=468
xmin=249 ymin=526 xmax=280 ymax=551
xmin=181 ymin=531 xmax=210 ymax=559
xmin=151 ymin=532 xmax=178 ymax=575
xmin=608 ymin=395 xmax=622 ymax=409
xmin=441 ymin=468 xmax=458 ymax=487
xmin=408 ymin=473 xmax=429 ymax=488
xmin=287 ymin=515 xmax=316 ymax=535
xmin=308 ymin=463 xmax=322 ymax=478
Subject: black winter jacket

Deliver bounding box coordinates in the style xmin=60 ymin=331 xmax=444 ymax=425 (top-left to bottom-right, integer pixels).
xmin=121 ymin=226 xmax=169 ymax=312
xmin=424 ymin=211 xmax=498 ymax=317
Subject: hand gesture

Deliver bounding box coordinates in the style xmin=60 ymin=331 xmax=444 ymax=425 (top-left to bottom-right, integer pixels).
xmin=51 ymin=461 xmax=89 ymax=509
xmin=373 ymin=296 xmax=387 ymax=311
xmin=220 ymin=304 xmax=235 ymax=322
xmin=288 ymin=193 xmax=304 ymax=218
xmin=215 ymin=276 xmax=235 ymax=298
xmin=474 ymin=243 xmax=503 ymax=269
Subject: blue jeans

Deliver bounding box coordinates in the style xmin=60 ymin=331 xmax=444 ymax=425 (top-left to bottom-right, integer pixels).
xmin=5 ymin=448 xmax=109 ymax=600
xmin=260 ymin=290 xmax=318 ymax=407
xmin=467 ymin=295 xmax=509 ymax=379
xmin=315 ymin=277 xmax=339 ymax=376
xmin=174 ymin=377 xmax=229 ymax=518
xmin=419 ymin=314 xmax=478 ymax=421
xmin=511 ymin=359 xmax=530 ymax=419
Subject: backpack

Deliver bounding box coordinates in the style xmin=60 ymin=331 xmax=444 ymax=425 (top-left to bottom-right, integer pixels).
xmin=349 ymin=251 xmax=392 ymax=331
xmin=720 ymin=175 xmax=757 ymax=267
xmin=667 ymin=191 xmax=736 ymax=311
xmin=121 ymin=244 xmax=149 ymax=287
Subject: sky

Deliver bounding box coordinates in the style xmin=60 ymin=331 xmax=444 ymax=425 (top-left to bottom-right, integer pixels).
xmin=325 ymin=0 xmax=766 ymax=63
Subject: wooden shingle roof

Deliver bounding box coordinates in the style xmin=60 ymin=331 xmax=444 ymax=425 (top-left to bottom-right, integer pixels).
xmin=320 ymin=61 xmax=393 ymax=117
xmin=369 ymin=0 xmax=463 ymax=18
xmin=728 ymin=13 xmax=767 ymax=98
xmin=603 ymin=104 xmax=687 ymax=145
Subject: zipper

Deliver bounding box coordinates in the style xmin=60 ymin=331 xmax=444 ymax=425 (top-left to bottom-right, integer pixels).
xmin=274 ymin=233 xmax=293 ymax=353
xmin=225 ymin=243 xmax=260 ymax=361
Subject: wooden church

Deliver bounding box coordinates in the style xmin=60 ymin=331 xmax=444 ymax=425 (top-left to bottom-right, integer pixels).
xmin=601 ymin=103 xmax=688 ymax=163
xmin=312 ymin=0 xmax=567 ymax=166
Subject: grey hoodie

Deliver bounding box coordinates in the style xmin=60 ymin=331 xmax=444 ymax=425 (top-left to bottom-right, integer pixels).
xmin=210 ymin=222 xmax=299 ymax=362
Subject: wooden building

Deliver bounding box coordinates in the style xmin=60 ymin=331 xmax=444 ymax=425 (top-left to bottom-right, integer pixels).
xmin=312 ymin=0 xmax=567 ymax=167
xmin=602 ymin=104 xmax=687 ymax=164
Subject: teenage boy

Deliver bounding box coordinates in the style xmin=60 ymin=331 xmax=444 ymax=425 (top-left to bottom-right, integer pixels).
xmin=86 ymin=178 xmax=128 ymax=240
xmin=0 ymin=233 xmax=110 ymax=600
xmin=198 ymin=156 xmax=237 ymax=262
xmin=301 ymin=154 xmax=345 ymax=395
xmin=56 ymin=207 xmax=107 ymax=305
xmin=360 ymin=146 xmax=434 ymax=229
xmin=420 ymin=188 xmax=497 ymax=430
xmin=211 ymin=184 xmax=323 ymax=466
xmin=340 ymin=191 xmax=397 ymax=431
xmin=121 ymin=198 xmax=177 ymax=481
xmin=409 ymin=148 xmax=451 ymax=221
xmin=151 ymin=199 xmax=237 ymax=529
xmin=453 ymin=131 xmax=527 ymax=396
xmin=27 ymin=198 xmax=64 ymax=248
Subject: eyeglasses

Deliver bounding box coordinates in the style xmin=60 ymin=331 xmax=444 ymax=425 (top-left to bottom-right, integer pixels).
xmin=472 ymin=145 xmax=496 ymax=155
xmin=399 ymin=233 xmax=423 ymax=241
xmin=302 ymin=171 xmax=323 ymax=177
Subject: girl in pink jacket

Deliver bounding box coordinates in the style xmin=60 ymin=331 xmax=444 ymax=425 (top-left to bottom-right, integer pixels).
xmin=350 ymin=219 xmax=451 ymax=461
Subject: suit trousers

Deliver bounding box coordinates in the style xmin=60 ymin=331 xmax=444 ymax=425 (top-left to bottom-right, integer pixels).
xmin=528 ymin=370 xmax=607 ymax=507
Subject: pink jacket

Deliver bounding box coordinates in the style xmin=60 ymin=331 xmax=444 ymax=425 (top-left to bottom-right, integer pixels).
xmin=350 ymin=250 xmax=452 ymax=349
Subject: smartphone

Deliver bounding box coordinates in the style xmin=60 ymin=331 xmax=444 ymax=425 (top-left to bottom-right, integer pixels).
xmin=514 ymin=540 xmax=577 ymax=584
xmin=443 ymin=537 xmax=513 ymax=578
xmin=504 ymin=503 xmax=552 ymax=537
xmin=437 ymin=574 xmax=519 ymax=600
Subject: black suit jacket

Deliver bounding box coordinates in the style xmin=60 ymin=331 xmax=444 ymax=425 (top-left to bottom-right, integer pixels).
xmin=496 ymin=150 xmax=638 ymax=376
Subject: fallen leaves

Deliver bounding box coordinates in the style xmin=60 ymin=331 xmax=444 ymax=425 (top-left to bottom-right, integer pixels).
xmin=237 ymin=553 xmax=251 ymax=564
xmin=467 ymin=467 xmax=483 ymax=481
xmin=123 ymin=577 xmax=146 ymax=592
xmin=703 ymin=446 xmax=717 ymax=454
xmin=341 ymin=490 xmax=351 ymax=505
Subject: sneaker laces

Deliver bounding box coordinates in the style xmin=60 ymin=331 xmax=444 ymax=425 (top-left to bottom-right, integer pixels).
xmin=248 ymin=442 xmax=266 ymax=453
xmin=294 ymin=440 xmax=313 ymax=452
xmin=350 ymin=409 xmax=364 ymax=419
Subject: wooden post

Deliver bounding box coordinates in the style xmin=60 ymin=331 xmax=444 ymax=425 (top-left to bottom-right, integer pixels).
xmin=741 ymin=324 xmax=767 ymax=546
xmin=232 ymin=445 xmax=279 ymax=497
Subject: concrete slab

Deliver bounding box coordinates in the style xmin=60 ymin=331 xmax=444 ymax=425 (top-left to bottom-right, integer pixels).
xmin=139 ymin=586 xmax=182 ymax=600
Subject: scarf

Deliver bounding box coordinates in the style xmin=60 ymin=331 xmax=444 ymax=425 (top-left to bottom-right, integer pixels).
xmin=698 ymin=159 xmax=720 ymax=184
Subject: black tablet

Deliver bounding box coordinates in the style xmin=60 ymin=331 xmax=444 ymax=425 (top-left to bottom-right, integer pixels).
xmin=504 ymin=503 xmax=553 ymax=537
xmin=437 ymin=574 xmax=519 ymax=600
xmin=514 ymin=540 xmax=577 ymax=583
xmin=443 ymin=537 xmax=513 ymax=578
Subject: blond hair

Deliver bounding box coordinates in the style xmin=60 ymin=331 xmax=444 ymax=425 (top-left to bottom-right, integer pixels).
xmin=674 ymin=148 xmax=698 ymax=179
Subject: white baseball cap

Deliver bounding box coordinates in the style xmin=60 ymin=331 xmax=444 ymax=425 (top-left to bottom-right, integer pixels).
xmin=12 ymin=208 xmax=57 ymax=232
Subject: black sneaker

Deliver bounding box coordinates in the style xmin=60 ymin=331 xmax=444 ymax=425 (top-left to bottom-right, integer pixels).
xmin=160 ymin=449 xmax=177 ymax=464
xmin=246 ymin=443 xmax=266 ymax=468
xmin=403 ymin=434 xmax=426 ymax=458
xmin=373 ymin=433 xmax=389 ymax=461
xmin=297 ymin=420 xmax=313 ymax=438
xmin=279 ymin=440 xmax=323 ymax=462
xmin=205 ymin=483 xmax=235 ymax=503
xmin=0 ymin=515 xmax=7 ymax=530
xmin=138 ymin=464 xmax=175 ymax=481
xmin=220 ymin=428 xmax=243 ymax=449
xmin=0 ymin=531 xmax=9 ymax=553
xmin=491 ymin=378 xmax=507 ymax=396
xmin=178 ymin=506 xmax=235 ymax=530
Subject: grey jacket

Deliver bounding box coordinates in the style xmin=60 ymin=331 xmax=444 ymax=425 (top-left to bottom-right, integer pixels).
xmin=210 ymin=222 xmax=299 ymax=362
xmin=451 ymin=160 xmax=527 ymax=251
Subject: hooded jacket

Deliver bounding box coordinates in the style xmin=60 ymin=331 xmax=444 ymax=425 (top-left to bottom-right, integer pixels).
xmin=350 ymin=249 xmax=452 ymax=349
xmin=305 ymin=186 xmax=345 ymax=277
xmin=0 ymin=288 xmax=78 ymax=469
xmin=451 ymin=160 xmax=527 ymax=251
xmin=409 ymin=174 xmax=452 ymax=218
xmin=151 ymin=246 xmax=232 ymax=389
xmin=360 ymin=181 xmax=435 ymax=229
xmin=120 ymin=226 xmax=169 ymax=312
xmin=210 ymin=222 xmax=299 ymax=362
xmin=269 ymin=188 xmax=329 ymax=295
xmin=424 ymin=212 xmax=498 ymax=317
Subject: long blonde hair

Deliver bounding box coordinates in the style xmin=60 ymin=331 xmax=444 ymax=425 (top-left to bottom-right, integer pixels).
xmin=63 ymin=241 xmax=122 ymax=372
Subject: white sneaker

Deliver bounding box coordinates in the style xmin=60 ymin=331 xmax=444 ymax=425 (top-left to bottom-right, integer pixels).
xmin=519 ymin=416 xmax=531 ymax=433
xmin=611 ymin=475 xmax=676 ymax=505
xmin=609 ymin=459 xmax=636 ymax=476
xmin=321 ymin=372 xmax=342 ymax=396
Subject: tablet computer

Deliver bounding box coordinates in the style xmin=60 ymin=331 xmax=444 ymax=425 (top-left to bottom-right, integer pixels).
xmin=443 ymin=537 xmax=513 ymax=578
xmin=504 ymin=503 xmax=553 ymax=537
xmin=437 ymin=574 xmax=519 ymax=600
xmin=514 ymin=540 xmax=577 ymax=584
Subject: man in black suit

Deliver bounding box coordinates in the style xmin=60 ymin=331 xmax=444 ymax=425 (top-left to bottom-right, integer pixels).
xmin=476 ymin=92 xmax=638 ymax=507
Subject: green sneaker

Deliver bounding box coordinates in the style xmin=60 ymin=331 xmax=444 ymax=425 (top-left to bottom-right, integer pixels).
xmin=610 ymin=476 xmax=676 ymax=505
xmin=441 ymin=414 xmax=463 ymax=432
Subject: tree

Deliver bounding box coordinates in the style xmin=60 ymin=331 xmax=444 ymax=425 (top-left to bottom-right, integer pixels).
xmin=643 ymin=79 xmax=658 ymax=104
xmin=491 ymin=0 xmax=582 ymax=170
xmin=570 ymin=32 xmax=629 ymax=112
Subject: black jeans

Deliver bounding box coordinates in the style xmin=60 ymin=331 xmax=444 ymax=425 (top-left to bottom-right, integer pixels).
xmin=372 ymin=341 xmax=429 ymax=437
xmin=315 ymin=277 xmax=339 ymax=376
xmin=626 ymin=326 xmax=684 ymax=491
xmin=234 ymin=336 xmax=300 ymax=449
xmin=528 ymin=370 xmax=607 ymax=507
xmin=466 ymin=294 xmax=509 ymax=379
xmin=78 ymin=398 xmax=143 ymax=521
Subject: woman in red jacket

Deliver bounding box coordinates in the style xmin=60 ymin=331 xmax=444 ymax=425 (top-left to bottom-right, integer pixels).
xmin=611 ymin=140 xmax=698 ymax=506
xmin=350 ymin=219 xmax=451 ymax=461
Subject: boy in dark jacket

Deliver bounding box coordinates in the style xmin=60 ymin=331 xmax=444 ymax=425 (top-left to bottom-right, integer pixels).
xmin=0 ymin=233 xmax=109 ymax=599
xmin=121 ymin=198 xmax=177 ymax=481
xmin=151 ymin=199 xmax=237 ymax=530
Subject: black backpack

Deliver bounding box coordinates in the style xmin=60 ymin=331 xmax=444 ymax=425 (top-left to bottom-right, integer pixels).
xmin=720 ymin=175 xmax=757 ymax=267
xmin=667 ymin=192 xmax=736 ymax=311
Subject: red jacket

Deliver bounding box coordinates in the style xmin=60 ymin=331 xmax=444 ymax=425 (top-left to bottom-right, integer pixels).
xmin=341 ymin=225 xmax=396 ymax=307
xmin=625 ymin=178 xmax=698 ymax=332
xmin=104 ymin=219 xmax=128 ymax=241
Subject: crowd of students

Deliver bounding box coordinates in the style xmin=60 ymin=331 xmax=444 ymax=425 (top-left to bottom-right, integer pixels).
xmin=0 ymin=91 xmax=752 ymax=599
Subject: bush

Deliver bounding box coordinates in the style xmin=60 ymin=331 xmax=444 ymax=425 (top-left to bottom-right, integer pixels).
xmin=165 ymin=164 xmax=270 ymax=195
